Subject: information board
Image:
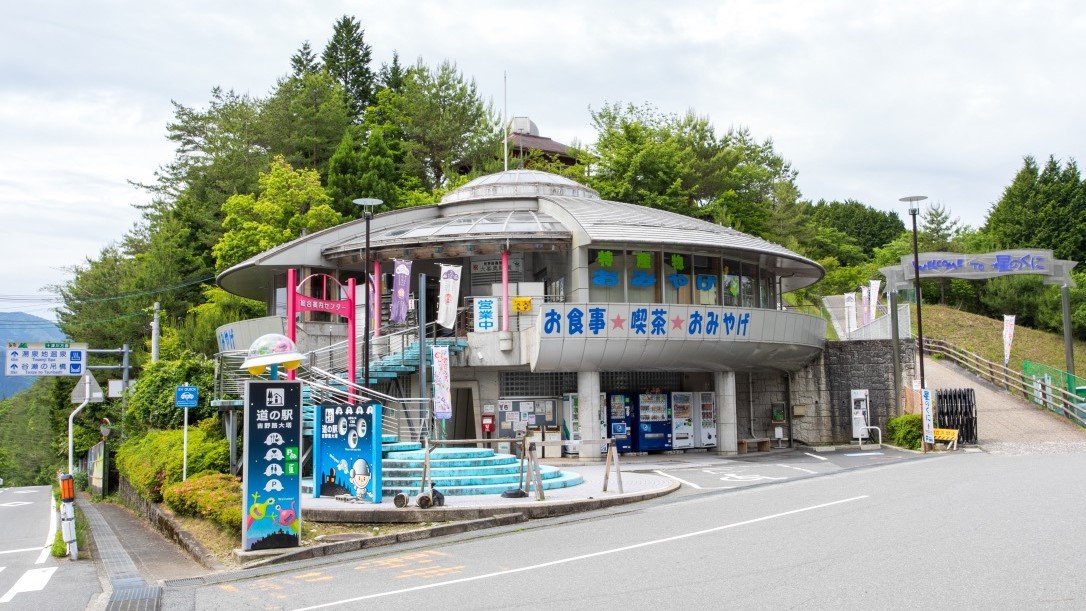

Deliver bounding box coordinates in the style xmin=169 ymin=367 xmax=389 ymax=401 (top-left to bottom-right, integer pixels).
xmin=6 ymin=342 xmax=87 ymax=376
xmin=242 ymin=380 xmax=302 ymax=551
xmin=312 ymin=401 xmax=382 ymax=503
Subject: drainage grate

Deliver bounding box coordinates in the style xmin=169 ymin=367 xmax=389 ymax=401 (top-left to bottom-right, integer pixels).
xmin=164 ymin=576 xmax=207 ymax=587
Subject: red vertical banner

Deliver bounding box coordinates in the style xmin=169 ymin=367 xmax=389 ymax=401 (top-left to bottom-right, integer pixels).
xmin=286 ymin=268 xmax=297 ymax=380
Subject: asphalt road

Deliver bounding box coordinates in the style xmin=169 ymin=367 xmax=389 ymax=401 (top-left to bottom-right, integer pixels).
xmin=161 ymin=449 xmax=1086 ymax=610
xmin=0 ymin=485 xmax=101 ymax=609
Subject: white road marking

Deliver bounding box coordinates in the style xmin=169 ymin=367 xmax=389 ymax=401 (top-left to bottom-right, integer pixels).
xmin=777 ymin=464 xmax=818 ymax=474
xmin=292 ymin=495 xmax=870 ymax=610
xmin=844 ymin=452 xmax=883 ymax=457
xmin=0 ymin=502 xmax=32 ymax=508
xmin=654 ymin=470 xmax=734 ymax=491
xmin=0 ymin=566 xmax=57 ymax=603
xmin=0 ymin=548 xmax=41 ymax=556
xmin=37 ymin=499 xmax=57 ymax=565
xmin=803 ymin=452 xmax=828 ymax=461
xmin=719 ymin=473 xmax=786 ymax=482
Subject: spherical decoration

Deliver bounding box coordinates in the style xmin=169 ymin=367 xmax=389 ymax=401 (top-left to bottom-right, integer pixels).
xmin=239 ymin=333 xmax=305 ymax=375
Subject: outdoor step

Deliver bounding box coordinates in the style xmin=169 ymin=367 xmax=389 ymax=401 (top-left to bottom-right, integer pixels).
xmin=382 ymin=434 xmax=398 ymax=444
xmin=383 ymin=471 xmax=584 ymax=497
xmin=383 ymin=463 xmax=525 ymax=478
xmin=382 ymin=455 xmax=519 ymax=469
xmin=383 ymin=466 xmax=564 ymax=488
xmin=385 ymin=447 xmax=497 ymax=461
xmin=382 ymin=441 xmax=423 ymax=453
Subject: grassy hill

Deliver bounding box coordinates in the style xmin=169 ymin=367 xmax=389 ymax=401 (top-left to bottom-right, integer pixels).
xmin=918 ymin=304 xmax=1086 ymax=380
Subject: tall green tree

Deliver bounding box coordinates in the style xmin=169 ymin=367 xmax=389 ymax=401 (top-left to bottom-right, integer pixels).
xmin=811 ymin=199 xmax=905 ymax=257
xmin=212 ymin=156 xmax=343 ymax=271
xmin=366 ymin=59 xmax=501 ymax=191
xmin=984 ymin=156 xmax=1086 ymax=262
xmin=321 ymin=15 xmax=376 ymax=121
xmin=291 ymin=41 xmax=321 ymax=77
xmin=260 ymin=71 xmax=353 ymax=179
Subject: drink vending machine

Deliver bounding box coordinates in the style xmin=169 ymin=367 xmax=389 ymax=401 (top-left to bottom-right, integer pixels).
xmin=607 ymin=393 xmax=634 ymax=453
xmin=695 ymin=391 xmax=716 ymax=447
xmin=561 ymin=393 xmax=607 ymax=456
xmin=633 ymin=393 xmax=672 ymax=452
xmin=670 ymin=392 xmax=694 ymax=449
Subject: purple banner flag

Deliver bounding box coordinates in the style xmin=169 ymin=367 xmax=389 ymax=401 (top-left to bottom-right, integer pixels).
xmin=390 ymin=259 xmax=412 ymax=322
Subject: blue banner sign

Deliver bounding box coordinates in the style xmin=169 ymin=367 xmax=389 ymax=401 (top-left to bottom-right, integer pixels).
xmin=242 ymin=380 xmax=302 ymax=551
xmin=175 ymin=385 xmax=199 ymax=409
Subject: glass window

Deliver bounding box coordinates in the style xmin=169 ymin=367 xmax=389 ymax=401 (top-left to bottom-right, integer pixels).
xmin=663 ymin=252 xmax=693 ymax=304
xmin=741 ymin=262 xmax=757 ymax=308
xmin=627 ymin=249 xmax=658 ymax=303
xmin=762 ymin=268 xmax=777 ymax=309
xmin=721 ymin=259 xmax=741 ymax=306
xmin=693 ymin=255 xmax=720 ymax=305
xmin=589 ymin=248 xmax=625 ymax=302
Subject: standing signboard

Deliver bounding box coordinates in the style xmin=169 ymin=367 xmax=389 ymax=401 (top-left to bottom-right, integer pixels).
xmin=921 ymin=388 xmax=935 ymax=445
xmin=242 ymin=380 xmax=302 ymax=551
xmin=6 ymin=342 xmax=87 ymax=376
xmin=312 ymin=401 xmax=382 ymax=503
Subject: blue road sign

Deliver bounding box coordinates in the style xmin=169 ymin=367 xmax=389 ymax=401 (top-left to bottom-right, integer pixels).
xmin=175 ymin=385 xmax=199 ymax=408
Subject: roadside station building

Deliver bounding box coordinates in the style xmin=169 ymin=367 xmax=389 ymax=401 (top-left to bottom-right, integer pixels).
xmin=217 ymin=169 xmax=844 ymax=455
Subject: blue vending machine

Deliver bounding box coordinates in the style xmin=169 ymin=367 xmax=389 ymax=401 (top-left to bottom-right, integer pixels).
xmin=607 ymin=393 xmax=634 ymax=453
xmin=633 ymin=392 xmax=672 ymax=452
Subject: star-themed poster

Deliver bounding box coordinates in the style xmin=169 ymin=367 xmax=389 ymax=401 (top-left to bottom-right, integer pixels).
xmin=242 ymin=381 xmax=302 ymax=551
xmin=312 ymin=400 xmax=382 ymax=504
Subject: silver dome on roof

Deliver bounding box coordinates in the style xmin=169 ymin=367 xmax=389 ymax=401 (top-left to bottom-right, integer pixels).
xmin=440 ymin=169 xmax=599 ymax=204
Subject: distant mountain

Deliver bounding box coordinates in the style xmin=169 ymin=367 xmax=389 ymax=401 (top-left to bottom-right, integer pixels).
xmin=1 ymin=312 xmax=66 ymax=400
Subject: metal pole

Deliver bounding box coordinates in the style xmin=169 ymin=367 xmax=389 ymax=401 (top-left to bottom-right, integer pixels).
xmin=364 ymin=210 xmax=371 ymax=389
xmin=68 ymin=375 xmax=90 ymax=474
xmin=182 ymin=404 xmax=189 ymax=480
xmin=419 ymin=273 xmax=429 ymax=441
xmin=1063 ymin=283 xmax=1076 ymax=382
xmin=907 ymin=208 xmax=925 ymax=390
xmin=151 ymin=302 xmax=160 ymax=363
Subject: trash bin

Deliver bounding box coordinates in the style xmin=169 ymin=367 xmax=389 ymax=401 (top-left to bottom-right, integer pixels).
xmin=543 ymin=426 xmax=562 ymax=459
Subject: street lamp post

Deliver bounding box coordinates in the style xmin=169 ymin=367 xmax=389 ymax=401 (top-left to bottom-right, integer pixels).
xmin=900 ymin=195 xmax=928 ymax=390
xmin=352 ymin=198 xmax=383 ymax=391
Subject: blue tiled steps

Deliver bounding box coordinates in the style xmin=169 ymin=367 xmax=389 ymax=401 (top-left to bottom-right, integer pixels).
xmin=380 ymin=446 xmax=582 ymax=496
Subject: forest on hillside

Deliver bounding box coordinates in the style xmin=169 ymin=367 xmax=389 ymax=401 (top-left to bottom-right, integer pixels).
xmin=3 ymin=14 xmax=1085 ymax=485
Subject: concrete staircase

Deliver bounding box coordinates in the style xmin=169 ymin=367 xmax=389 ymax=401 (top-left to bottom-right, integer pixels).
xmin=302 ymin=434 xmax=584 ymax=497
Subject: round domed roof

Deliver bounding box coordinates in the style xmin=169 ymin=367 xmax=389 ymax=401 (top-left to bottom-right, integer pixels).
xmin=440 ymin=169 xmax=599 ymax=204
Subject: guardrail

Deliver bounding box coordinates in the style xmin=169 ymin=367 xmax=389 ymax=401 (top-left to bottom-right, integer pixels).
xmin=923 ymin=338 xmax=1086 ymax=428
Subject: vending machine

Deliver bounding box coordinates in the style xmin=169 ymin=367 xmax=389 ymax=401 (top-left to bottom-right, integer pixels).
xmin=607 ymin=393 xmax=634 ymax=453
xmin=670 ymin=391 xmax=694 ymax=449
xmin=562 ymin=393 xmax=607 ymax=456
xmin=633 ymin=393 xmax=672 ymax=452
xmin=695 ymin=391 xmax=717 ymax=447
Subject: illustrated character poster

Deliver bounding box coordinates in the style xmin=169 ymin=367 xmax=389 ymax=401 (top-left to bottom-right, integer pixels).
xmin=312 ymin=400 xmax=382 ymax=504
xmin=242 ymin=381 xmax=302 ymax=551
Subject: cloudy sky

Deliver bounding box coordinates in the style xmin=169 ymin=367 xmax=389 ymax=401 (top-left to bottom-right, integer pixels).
xmin=3 ymin=0 xmax=1084 ymax=321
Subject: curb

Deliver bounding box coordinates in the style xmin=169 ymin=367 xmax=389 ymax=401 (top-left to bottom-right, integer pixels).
xmin=243 ymin=512 xmax=527 ymax=568
xmin=242 ymin=482 xmax=680 ymax=568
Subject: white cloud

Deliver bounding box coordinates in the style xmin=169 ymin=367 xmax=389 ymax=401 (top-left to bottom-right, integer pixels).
xmin=3 ymin=0 xmax=1085 ymax=319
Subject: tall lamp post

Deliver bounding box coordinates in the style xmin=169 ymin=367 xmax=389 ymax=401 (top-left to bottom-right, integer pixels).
xmin=900 ymin=195 xmax=928 ymax=389
xmin=353 ymin=198 xmax=383 ymax=391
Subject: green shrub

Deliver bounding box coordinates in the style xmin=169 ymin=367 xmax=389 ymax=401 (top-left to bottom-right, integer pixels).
xmin=115 ymin=421 xmax=229 ymax=502
xmin=73 ymin=470 xmax=89 ymax=491
xmin=887 ymin=414 xmax=923 ymax=450
xmin=163 ymin=472 xmax=242 ymax=534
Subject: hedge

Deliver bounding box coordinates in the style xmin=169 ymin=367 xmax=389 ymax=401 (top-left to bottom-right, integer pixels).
xmin=114 ymin=417 xmax=229 ymax=502
xmin=163 ymin=473 xmax=242 ymax=534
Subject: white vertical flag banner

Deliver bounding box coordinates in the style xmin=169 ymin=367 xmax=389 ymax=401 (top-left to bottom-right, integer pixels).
xmin=844 ymin=292 xmax=857 ymax=333
xmin=437 ymin=264 xmax=462 ymax=329
xmin=868 ymin=279 xmax=881 ymax=322
xmin=859 ymin=286 xmax=870 ymax=326
xmin=432 ymin=346 xmax=452 ymax=420
xmin=1003 ymin=314 xmax=1016 ymax=367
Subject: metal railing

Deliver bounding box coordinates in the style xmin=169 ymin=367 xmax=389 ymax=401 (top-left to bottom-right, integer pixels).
xmin=923 ymin=338 xmax=1086 ymax=428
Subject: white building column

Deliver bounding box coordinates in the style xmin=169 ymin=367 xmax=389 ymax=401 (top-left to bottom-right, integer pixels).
xmin=577 ymin=371 xmax=604 ymax=462
xmin=715 ymin=370 xmax=737 ymax=455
